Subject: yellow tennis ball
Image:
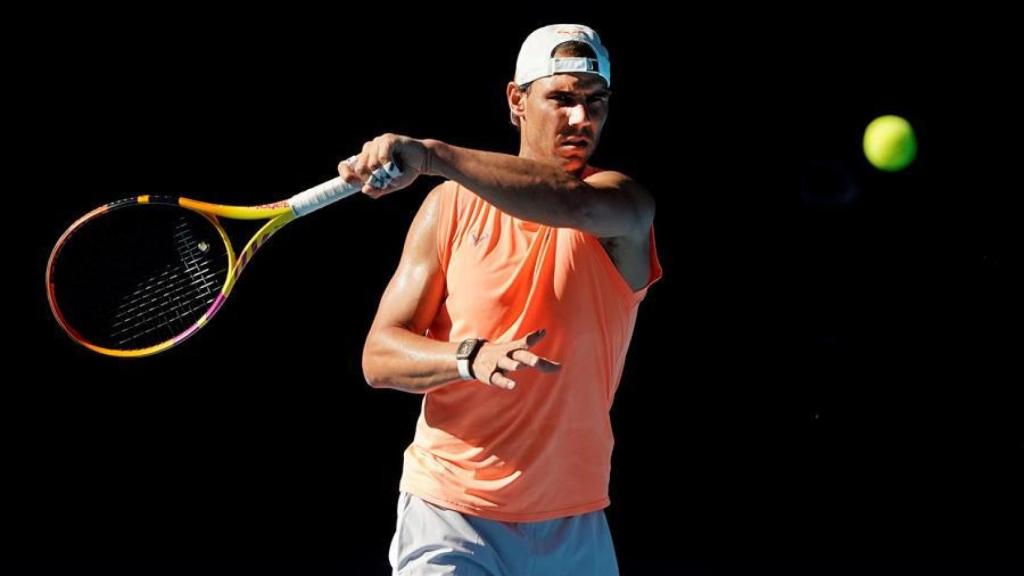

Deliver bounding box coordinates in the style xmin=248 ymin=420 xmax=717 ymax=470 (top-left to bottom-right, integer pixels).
xmin=863 ymin=115 xmax=917 ymax=172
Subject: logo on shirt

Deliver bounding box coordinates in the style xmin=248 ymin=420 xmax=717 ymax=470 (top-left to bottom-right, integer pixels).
xmin=470 ymin=232 xmax=490 ymax=247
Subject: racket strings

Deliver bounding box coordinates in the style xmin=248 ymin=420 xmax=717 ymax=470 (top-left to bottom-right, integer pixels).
xmin=109 ymin=217 xmax=228 ymax=345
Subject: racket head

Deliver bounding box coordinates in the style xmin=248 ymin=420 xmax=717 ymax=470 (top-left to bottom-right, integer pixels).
xmin=46 ymin=196 xmax=238 ymax=357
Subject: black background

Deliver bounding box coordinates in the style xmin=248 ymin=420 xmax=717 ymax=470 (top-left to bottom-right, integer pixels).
xmin=12 ymin=6 xmax=1021 ymax=575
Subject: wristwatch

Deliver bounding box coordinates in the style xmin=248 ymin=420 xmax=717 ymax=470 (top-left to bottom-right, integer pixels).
xmin=456 ymin=338 xmax=485 ymax=380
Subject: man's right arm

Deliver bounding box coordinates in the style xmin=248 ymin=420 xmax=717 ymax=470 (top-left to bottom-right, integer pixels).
xmin=362 ymin=185 xmax=562 ymax=394
xmin=361 ymin=185 xmax=463 ymax=393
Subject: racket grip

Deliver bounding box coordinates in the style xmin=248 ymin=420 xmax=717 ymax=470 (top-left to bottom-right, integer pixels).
xmin=288 ymin=157 xmax=403 ymax=217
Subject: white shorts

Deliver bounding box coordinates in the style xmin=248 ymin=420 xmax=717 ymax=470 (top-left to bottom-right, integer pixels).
xmin=389 ymin=492 xmax=619 ymax=575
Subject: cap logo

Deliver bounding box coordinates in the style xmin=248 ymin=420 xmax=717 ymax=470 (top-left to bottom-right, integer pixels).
xmin=553 ymin=25 xmax=588 ymax=35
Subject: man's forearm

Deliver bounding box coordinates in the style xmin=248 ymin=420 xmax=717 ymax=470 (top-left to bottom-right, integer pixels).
xmin=424 ymin=140 xmax=590 ymax=229
xmin=362 ymin=326 xmax=464 ymax=394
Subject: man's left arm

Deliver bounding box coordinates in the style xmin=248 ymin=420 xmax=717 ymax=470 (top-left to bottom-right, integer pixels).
xmin=341 ymin=135 xmax=654 ymax=239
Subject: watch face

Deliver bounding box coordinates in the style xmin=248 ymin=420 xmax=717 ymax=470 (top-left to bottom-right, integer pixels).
xmin=457 ymin=339 xmax=476 ymax=357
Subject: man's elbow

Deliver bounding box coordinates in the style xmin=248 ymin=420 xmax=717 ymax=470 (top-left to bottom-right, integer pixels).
xmin=362 ymin=361 xmax=380 ymax=389
xmin=362 ymin=337 xmax=384 ymax=388
xmin=636 ymin=191 xmax=656 ymax=234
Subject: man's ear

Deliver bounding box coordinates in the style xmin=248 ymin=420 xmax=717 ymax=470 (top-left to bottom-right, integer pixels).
xmin=507 ymin=81 xmax=526 ymax=127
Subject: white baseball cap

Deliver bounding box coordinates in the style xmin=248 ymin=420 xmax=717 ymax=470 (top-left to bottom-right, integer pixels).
xmin=514 ymin=24 xmax=611 ymax=88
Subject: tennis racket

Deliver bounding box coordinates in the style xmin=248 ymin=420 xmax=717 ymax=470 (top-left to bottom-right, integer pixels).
xmin=46 ymin=158 xmax=402 ymax=358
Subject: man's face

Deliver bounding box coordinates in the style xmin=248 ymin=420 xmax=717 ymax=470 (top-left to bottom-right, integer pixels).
xmin=519 ymin=73 xmax=610 ymax=172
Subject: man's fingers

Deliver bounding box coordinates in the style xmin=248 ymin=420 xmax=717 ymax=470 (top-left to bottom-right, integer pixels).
xmin=509 ymin=349 xmax=537 ymax=367
xmin=497 ymin=356 xmax=524 ymax=373
xmin=346 ymin=137 xmax=410 ymax=198
xmin=339 ymin=161 xmax=362 ymax=186
xmin=490 ymin=370 xmax=516 ymax=391
xmin=356 ymin=142 xmax=374 ymax=176
xmin=363 ymin=185 xmax=387 ymax=198
xmin=376 ymin=148 xmax=392 ymax=174
xmin=508 ymin=349 xmax=561 ymax=373
xmin=506 ymin=329 xmax=560 ymax=373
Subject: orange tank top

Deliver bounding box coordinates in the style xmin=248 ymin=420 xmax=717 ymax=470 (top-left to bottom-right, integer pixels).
xmin=399 ymin=172 xmax=662 ymax=522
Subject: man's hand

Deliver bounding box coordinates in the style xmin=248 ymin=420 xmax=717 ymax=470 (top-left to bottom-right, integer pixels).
xmin=339 ymin=133 xmax=433 ymax=199
xmin=472 ymin=329 xmax=561 ymax=391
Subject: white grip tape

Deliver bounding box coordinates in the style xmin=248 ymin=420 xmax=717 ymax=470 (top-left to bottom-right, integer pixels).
xmin=288 ymin=157 xmax=403 ymax=217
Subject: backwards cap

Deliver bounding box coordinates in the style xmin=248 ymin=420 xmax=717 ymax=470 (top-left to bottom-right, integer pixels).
xmin=514 ymin=24 xmax=610 ymax=88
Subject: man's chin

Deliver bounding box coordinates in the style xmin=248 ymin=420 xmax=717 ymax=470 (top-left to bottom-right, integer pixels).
xmin=557 ymin=151 xmax=589 ymax=171
xmin=559 ymin=157 xmax=587 ymax=172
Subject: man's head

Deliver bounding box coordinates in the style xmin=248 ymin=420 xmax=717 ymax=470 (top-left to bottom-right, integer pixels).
xmin=507 ymin=24 xmax=611 ymax=173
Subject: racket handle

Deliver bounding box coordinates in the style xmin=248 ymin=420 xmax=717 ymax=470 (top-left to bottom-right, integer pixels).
xmin=288 ymin=157 xmax=403 ymax=217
